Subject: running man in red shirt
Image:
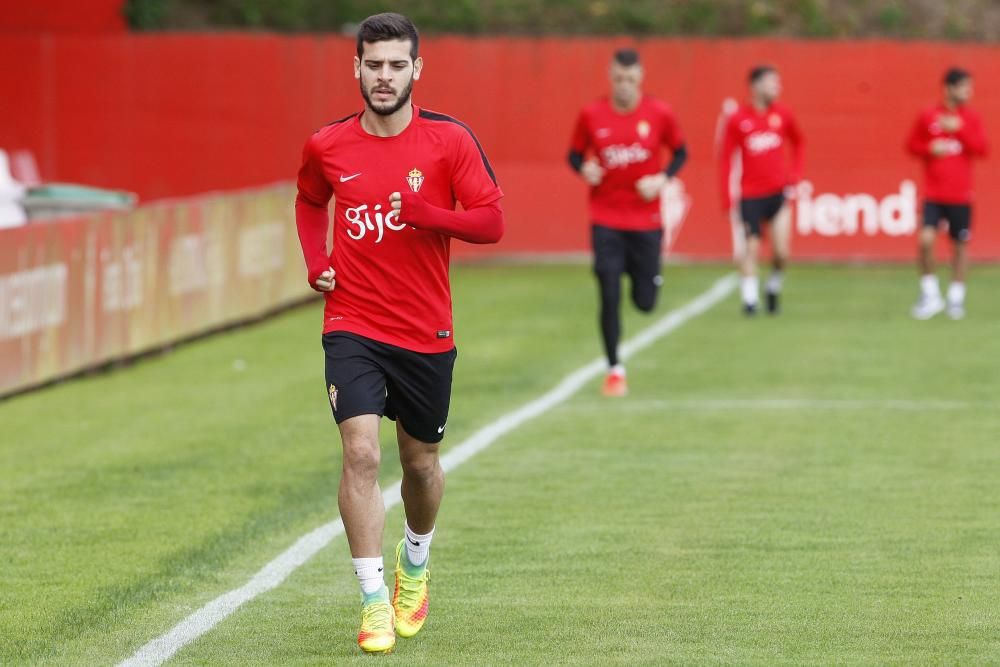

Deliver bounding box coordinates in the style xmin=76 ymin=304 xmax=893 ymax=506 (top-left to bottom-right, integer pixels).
xmin=906 ymin=68 xmax=989 ymax=320
xmin=718 ymin=65 xmax=804 ymax=316
xmin=568 ymin=48 xmax=688 ymax=397
xmin=295 ymin=13 xmax=503 ymax=653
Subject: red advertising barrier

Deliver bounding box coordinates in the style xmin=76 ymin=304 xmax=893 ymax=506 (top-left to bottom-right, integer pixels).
xmin=0 ymin=35 xmax=997 ymax=260
xmin=0 ymin=184 xmax=310 ymax=397
xmin=0 ymin=0 xmax=125 ymax=33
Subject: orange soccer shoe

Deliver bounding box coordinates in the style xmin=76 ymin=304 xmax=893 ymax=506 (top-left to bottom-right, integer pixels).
xmin=357 ymin=588 xmax=395 ymax=654
xmin=601 ymin=370 xmax=628 ymax=397
xmin=392 ymin=539 xmax=430 ymax=638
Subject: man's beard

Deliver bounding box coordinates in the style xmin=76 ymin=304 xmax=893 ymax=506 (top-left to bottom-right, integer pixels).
xmin=613 ymin=88 xmax=637 ymax=109
xmin=361 ymin=77 xmax=414 ymax=116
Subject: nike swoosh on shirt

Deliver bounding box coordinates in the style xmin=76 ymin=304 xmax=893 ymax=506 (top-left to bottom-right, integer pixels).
xmin=339 ymin=173 xmax=361 ymax=182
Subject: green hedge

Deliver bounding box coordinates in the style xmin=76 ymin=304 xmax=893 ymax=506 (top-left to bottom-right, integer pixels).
xmin=124 ymin=0 xmax=998 ymax=40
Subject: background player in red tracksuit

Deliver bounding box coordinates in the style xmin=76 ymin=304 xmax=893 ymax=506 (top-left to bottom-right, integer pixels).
xmin=718 ymin=65 xmax=804 ymax=316
xmin=907 ymin=68 xmax=989 ymax=320
xmin=567 ymin=48 xmax=688 ymax=397
xmin=295 ymin=13 xmax=503 ymax=653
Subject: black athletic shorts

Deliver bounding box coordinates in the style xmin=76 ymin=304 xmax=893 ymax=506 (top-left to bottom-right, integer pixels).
xmin=322 ymin=332 xmax=457 ymax=444
xmin=923 ymin=201 xmax=972 ymax=242
xmin=739 ymin=192 xmax=786 ymax=238
xmin=591 ymin=223 xmax=664 ymax=284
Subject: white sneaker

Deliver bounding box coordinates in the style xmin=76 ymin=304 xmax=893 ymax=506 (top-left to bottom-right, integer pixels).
xmin=947 ymin=303 xmax=965 ymax=320
xmin=911 ymin=295 xmax=945 ymax=320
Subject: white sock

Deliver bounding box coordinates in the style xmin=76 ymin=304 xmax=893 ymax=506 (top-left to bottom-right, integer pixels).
xmin=947 ymin=282 xmax=965 ymax=306
xmin=404 ymin=522 xmax=434 ymax=568
xmin=352 ymin=557 xmax=385 ymax=595
xmin=741 ymin=276 xmax=759 ymax=305
xmin=765 ymin=271 xmax=784 ymax=295
xmin=609 ymin=364 xmax=625 ymax=377
xmin=921 ymin=274 xmax=941 ymax=299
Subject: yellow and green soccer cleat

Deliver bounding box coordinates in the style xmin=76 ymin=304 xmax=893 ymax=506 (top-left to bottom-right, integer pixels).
xmin=392 ymin=539 xmax=430 ymax=638
xmin=357 ymin=590 xmax=395 ymax=654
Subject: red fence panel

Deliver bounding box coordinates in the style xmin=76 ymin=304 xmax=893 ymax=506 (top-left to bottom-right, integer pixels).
xmin=0 ymin=0 xmax=126 ymax=33
xmin=1 ymin=35 xmax=997 ymax=260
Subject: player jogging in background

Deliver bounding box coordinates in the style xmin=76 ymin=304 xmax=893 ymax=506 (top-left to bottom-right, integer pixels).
xmin=295 ymin=13 xmax=503 ymax=654
xmin=718 ymin=65 xmax=803 ymax=316
xmin=906 ymin=67 xmax=989 ymax=320
xmin=568 ymin=48 xmax=688 ymax=397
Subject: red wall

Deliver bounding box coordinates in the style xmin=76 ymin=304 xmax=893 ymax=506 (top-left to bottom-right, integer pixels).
xmin=0 ymin=0 xmax=125 ymax=33
xmin=2 ymin=34 xmax=997 ymax=260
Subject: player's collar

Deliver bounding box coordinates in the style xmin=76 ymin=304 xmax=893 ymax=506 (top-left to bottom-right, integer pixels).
xmin=354 ymin=104 xmax=419 ymax=139
xmin=607 ymin=95 xmax=643 ymax=115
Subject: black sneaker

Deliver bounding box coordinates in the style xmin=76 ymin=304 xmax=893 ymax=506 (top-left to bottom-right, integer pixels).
xmin=766 ymin=291 xmax=780 ymax=315
xmin=743 ymin=302 xmax=758 ymax=316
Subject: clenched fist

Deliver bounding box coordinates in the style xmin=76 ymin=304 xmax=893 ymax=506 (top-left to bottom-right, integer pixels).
xmin=314 ymin=267 xmax=336 ymax=292
xmin=635 ymin=173 xmax=668 ymax=202
xmin=580 ymin=160 xmax=605 ymax=186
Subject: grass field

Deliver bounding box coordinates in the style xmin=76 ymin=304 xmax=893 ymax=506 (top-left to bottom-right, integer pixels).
xmin=2 ymin=263 xmax=999 ymax=665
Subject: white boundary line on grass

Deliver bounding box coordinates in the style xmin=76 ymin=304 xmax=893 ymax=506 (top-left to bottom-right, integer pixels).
xmin=117 ymin=273 xmax=738 ymax=667
xmin=564 ymin=398 xmax=973 ymax=412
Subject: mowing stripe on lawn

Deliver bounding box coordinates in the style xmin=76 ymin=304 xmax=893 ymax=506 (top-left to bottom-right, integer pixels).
xmin=117 ymin=273 xmax=738 ymax=667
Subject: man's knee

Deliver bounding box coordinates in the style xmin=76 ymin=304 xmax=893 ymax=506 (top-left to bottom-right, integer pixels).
xmin=595 ymin=268 xmax=620 ymax=286
xmin=636 ymin=300 xmax=656 ymax=313
xmin=340 ymin=421 xmax=381 ymax=479
xmin=595 ymin=270 xmax=621 ymax=301
xmin=344 ymin=444 xmax=380 ymax=480
xmin=919 ymin=226 xmax=937 ymax=247
xmin=401 ymin=453 xmax=440 ymax=483
xmin=399 ymin=440 xmax=441 ymax=481
xmin=632 ymin=284 xmax=659 ymax=312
